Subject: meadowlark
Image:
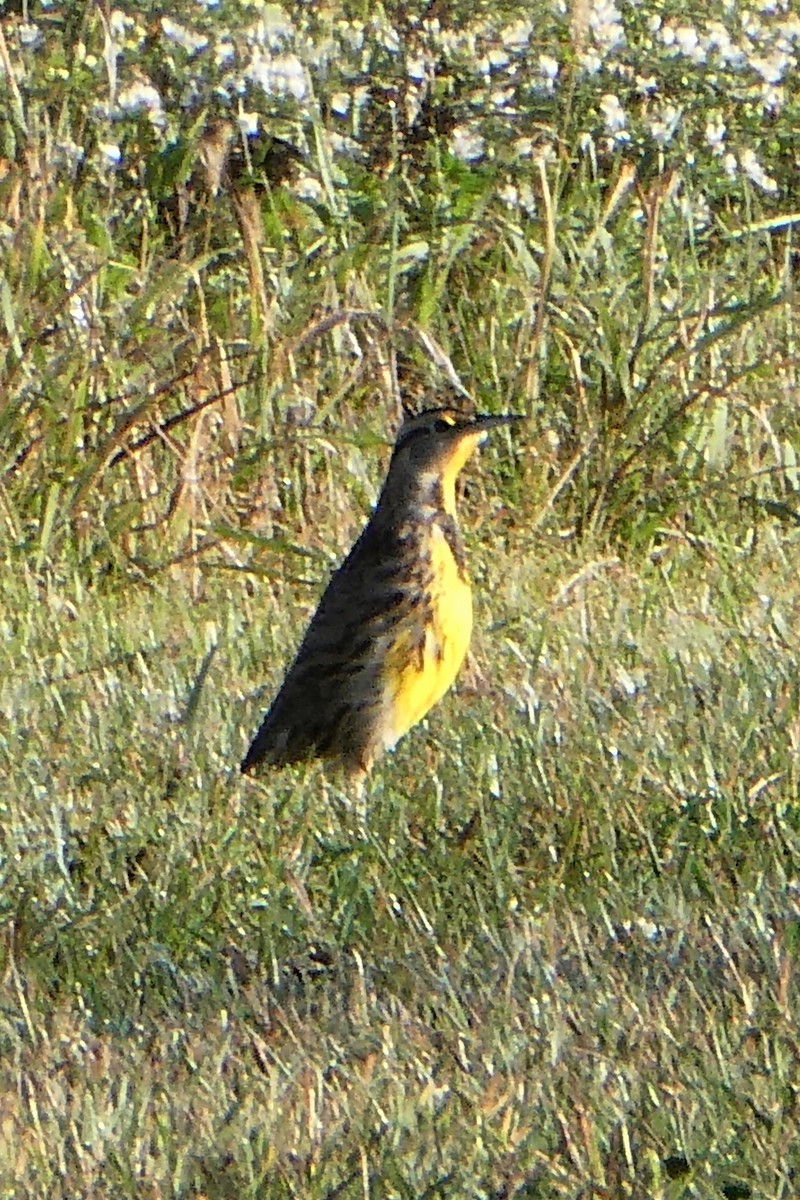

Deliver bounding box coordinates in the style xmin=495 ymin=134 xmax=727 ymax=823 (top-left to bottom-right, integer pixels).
xmin=241 ymin=406 xmax=522 ymax=784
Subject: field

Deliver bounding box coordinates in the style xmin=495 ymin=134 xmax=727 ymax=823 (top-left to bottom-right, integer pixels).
xmin=1 ymin=1 xmax=799 ymax=1196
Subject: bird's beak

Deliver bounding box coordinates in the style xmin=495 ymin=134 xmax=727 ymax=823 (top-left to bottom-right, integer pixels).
xmin=471 ymin=412 xmax=525 ymax=444
xmin=473 ymin=413 xmax=525 ymax=431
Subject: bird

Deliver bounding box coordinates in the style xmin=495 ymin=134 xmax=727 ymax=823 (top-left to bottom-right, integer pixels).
xmin=241 ymin=406 xmax=522 ymax=785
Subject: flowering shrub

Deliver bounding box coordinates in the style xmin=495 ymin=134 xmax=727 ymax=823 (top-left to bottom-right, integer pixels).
xmin=2 ymin=1 xmax=796 ymax=208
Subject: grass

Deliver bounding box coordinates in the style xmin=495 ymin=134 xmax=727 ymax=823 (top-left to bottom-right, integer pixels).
xmin=3 ymin=524 xmax=799 ymax=1196
xmin=2 ymin=0 xmax=800 ymax=1196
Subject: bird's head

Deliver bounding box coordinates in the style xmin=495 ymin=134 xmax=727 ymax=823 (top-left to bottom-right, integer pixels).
xmin=389 ymin=407 xmax=523 ymax=513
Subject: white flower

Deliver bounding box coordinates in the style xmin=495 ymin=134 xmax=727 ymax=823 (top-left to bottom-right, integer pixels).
xmin=778 ymin=16 xmax=800 ymax=42
xmin=330 ymin=91 xmax=350 ymax=116
xmin=761 ymin=84 xmax=784 ymax=113
xmin=705 ymin=116 xmax=726 ymax=154
xmin=701 ymin=21 xmax=745 ymax=67
xmin=599 ymin=93 xmax=626 ymax=133
xmin=353 ymin=86 xmax=370 ymax=113
xmin=215 ymin=41 xmax=235 ymax=66
xmin=649 ymin=104 xmax=680 ymax=146
xmin=253 ymin=6 xmax=295 ymax=47
xmin=750 ymin=51 xmax=790 ymax=84
xmin=247 ymin=51 xmax=306 ymax=100
xmin=637 ymin=918 xmax=662 ymax=942
xmin=326 ymin=131 xmax=362 ymax=158
xmin=498 ymin=181 xmax=536 ymax=214
xmin=491 ymin=87 xmax=515 ymax=109
xmin=437 ymin=28 xmax=472 ymax=56
xmin=479 ymin=47 xmax=510 ymax=74
xmin=661 ymin=21 xmax=706 ymax=60
xmin=161 ymin=17 xmax=208 ymax=54
xmin=407 ymin=55 xmax=428 ymax=82
xmin=694 ymin=193 xmax=711 ymax=228
xmin=589 ymin=0 xmax=625 ymax=54
xmin=238 ymin=110 xmax=259 ymax=136
xmin=723 ymin=152 xmax=738 ymax=177
xmin=680 ymin=190 xmax=711 ymax=230
xmin=502 ymin=20 xmax=533 ymax=50
xmin=539 ymin=54 xmax=559 ymax=88
xmin=740 ymin=148 xmax=778 ymax=193
xmin=377 ymin=25 xmax=400 ymax=53
xmin=69 ymin=294 xmax=90 ymax=331
xmin=450 ymin=125 xmax=485 ymax=161
xmin=293 ymin=175 xmax=323 ymax=203
xmin=109 ymin=10 xmax=133 ymax=40
xmin=675 ymin=25 xmax=705 ymax=62
xmin=578 ymin=49 xmax=603 ymax=74
xmin=498 ymin=183 xmax=520 ymax=209
xmin=337 ymin=21 xmax=365 ymax=52
xmin=741 ymin=10 xmax=764 ymax=39
xmin=19 ymin=23 xmax=42 ymax=47
xmin=517 ymin=182 xmax=536 ymax=213
xmin=98 ymin=141 xmax=122 ymax=165
xmin=117 ymin=81 xmax=162 ymax=113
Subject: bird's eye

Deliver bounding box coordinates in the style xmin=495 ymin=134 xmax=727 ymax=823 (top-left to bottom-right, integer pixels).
xmin=434 ymin=418 xmax=454 ymax=433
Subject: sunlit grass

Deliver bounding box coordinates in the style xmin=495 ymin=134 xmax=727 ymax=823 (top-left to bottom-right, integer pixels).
xmin=3 ymin=514 xmax=799 ymax=1195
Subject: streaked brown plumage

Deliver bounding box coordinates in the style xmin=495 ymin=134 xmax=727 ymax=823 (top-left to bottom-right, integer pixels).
xmin=241 ymin=407 xmax=521 ymax=783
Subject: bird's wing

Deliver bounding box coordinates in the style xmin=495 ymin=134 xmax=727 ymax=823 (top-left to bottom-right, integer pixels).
xmin=242 ymin=521 xmax=431 ymax=771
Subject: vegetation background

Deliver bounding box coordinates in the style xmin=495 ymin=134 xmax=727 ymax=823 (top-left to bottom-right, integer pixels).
xmin=1 ymin=0 xmax=799 ymax=1195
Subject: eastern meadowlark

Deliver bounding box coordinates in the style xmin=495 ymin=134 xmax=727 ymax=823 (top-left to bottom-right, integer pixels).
xmin=241 ymin=407 xmax=521 ymax=783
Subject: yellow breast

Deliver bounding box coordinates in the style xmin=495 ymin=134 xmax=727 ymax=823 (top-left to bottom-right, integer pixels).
xmin=381 ymin=524 xmax=473 ymax=750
